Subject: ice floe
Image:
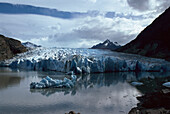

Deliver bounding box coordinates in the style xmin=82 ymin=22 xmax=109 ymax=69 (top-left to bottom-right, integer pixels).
xmin=162 ymin=82 xmax=170 ymax=88
xmin=30 ymin=74 xmax=77 ymax=89
xmin=131 ymin=82 xmax=144 ymax=86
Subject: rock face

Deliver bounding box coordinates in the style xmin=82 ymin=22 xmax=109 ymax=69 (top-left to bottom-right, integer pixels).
xmin=117 ymin=7 xmax=170 ymax=61
xmin=129 ymin=91 xmax=170 ymax=114
xmin=91 ymin=39 xmax=121 ymax=50
xmin=0 ymin=35 xmax=27 ymax=61
xmin=22 ymin=42 xmax=41 ymax=48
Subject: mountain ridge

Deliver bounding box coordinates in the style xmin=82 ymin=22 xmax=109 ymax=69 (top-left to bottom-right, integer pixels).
xmin=22 ymin=42 xmax=41 ymax=48
xmin=116 ymin=7 xmax=170 ymax=61
xmin=91 ymin=39 xmax=121 ymax=50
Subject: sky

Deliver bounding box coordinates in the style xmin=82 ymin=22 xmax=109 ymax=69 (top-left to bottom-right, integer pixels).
xmin=0 ymin=0 xmax=169 ymax=48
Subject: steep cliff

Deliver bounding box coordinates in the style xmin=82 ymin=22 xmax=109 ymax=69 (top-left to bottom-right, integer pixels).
xmin=0 ymin=35 xmax=27 ymax=61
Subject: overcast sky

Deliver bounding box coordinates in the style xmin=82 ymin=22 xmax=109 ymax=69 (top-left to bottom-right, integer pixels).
xmin=0 ymin=0 xmax=169 ymax=48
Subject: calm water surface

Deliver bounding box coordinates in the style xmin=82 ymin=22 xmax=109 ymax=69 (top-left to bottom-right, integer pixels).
xmin=0 ymin=67 xmax=170 ymax=114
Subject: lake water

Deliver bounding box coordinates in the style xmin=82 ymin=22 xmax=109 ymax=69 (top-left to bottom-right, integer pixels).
xmin=0 ymin=67 xmax=170 ymax=114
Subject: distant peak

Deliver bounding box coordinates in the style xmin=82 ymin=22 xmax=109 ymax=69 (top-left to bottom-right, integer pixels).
xmin=91 ymin=39 xmax=121 ymax=50
xmin=105 ymin=39 xmax=110 ymax=42
xmin=24 ymin=42 xmax=32 ymax=44
xmin=22 ymin=41 xmax=41 ymax=48
xmin=103 ymin=39 xmax=111 ymax=43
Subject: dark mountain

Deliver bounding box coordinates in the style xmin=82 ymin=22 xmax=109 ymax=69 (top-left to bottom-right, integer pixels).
xmin=116 ymin=7 xmax=170 ymax=61
xmin=22 ymin=42 xmax=41 ymax=48
xmin=91 ymin=39 xmax=121 ymax=50
xmin=0 ymin=35 xmax=27 ymax=61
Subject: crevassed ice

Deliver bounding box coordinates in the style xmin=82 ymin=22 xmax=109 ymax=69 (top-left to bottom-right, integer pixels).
xmin=2 ymin=47 xmax=170 ymax=73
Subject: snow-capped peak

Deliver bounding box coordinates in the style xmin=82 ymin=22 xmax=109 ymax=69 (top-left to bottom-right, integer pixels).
xmin=113 ymin=42 xmax=121 ymax=46
xmin=103 ymin=39 xmax=111 ymax=46
xmin=91 ymin=39 xmax=121 ymax=50
xmin=22 ymin=42 xmax=41 ymax=48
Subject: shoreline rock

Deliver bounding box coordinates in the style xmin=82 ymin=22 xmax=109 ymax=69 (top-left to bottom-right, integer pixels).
xmin=129 ymin=91 xmax=170 ymax=114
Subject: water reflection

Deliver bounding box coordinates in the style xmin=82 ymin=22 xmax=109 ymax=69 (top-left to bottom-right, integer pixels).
xmin=30 ymin=72 xmax=170 ymax=97
xmin=0 ymin=76 xmax=21 ymax=90
xmin=0 ymin=68 xmax=22 ymax=90
xmin=129 ymin=89 xmax=170 ymax=114
xmin=30 ymin=88 xmax=76 ymax=97
xmin=1 ymin=68 xmax=170 ymax=114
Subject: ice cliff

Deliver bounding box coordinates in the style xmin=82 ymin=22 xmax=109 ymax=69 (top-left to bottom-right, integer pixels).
xmin=1 ymin=47 xmax=170 ymax=73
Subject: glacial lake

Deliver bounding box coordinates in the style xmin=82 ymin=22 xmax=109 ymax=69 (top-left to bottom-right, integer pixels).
xmin=0 ymin=67 xmax=170 ymax=114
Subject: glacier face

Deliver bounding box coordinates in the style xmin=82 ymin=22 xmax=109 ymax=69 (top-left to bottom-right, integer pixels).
xmin=1 ymin=47 xmax=170 ymax=73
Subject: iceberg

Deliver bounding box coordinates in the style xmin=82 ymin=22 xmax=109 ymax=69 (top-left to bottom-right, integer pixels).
xmin=131 ymin=82 xmax=144 ymax=86
xmin=30 ymin=75 xmax=77 ymax=89
xmin=1 ymin=47 xmax=170 ymax=73
xmin=162 ymin=82 xmax=170 ymax=88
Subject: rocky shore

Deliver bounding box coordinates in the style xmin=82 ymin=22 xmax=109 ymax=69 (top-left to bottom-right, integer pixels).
xmin=129 ymin=89 xmax=170 ymax=114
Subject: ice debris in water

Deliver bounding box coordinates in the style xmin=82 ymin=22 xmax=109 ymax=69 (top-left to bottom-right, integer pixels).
xmin=162 ymin=82 xmax=170 ymax=88
xmin=131 ymin=82 xmax=144 ymax=86
xmin=30 ymin=75 xmax=77 ymax=89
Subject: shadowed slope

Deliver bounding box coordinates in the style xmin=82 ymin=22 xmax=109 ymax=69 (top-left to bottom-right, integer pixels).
xmin=117 ymin=7 xmax=170 ymax=61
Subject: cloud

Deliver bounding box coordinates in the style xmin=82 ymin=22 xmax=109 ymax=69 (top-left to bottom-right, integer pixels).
xmin=0 ymin=0 xmax=169 ymax=15
xmin=0 ymin=0 xmax=132 ymax=13
xmin=44 ymin=16 xmax=153 ymax=48
xmin=0 ymin=0 xmax=168 ymax=48
xmin=88 ymin=0 xmax=97 ymax=3
xmin=155 ymin=0 xmax=170 ymax=13
xmin=0 ymin=11 xmax=154 ymax=48
xmin=0 ymin=3 xmax=88 ymax=19
xmin=127 ymin=0 xmax=170 ymax=13
xmin=127 ymin=0 xmax=150 ymax=11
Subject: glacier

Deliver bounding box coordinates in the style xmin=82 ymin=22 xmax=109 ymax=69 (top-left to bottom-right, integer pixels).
xmin=1 ymin=47 xmax=170 ymax=73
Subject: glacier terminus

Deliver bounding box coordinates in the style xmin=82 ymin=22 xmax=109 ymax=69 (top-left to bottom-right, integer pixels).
xmin=1 ymin=47 xmax=170 ymax=74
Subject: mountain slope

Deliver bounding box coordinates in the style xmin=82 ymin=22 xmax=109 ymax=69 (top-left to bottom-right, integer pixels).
xmin=116 ymin=7 xmax=170 ymax=61
xmin=0 ymin=35 xmax=27 ymax=61
xmin=91 ymin=39 xmax=121 ymax=50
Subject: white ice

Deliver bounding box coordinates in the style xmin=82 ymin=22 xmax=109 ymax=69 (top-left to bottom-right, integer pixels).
xmin=1 ymin=47 xmax=170 ymax=74
xmin=131 ymin=82 xmax=144 ymax=86
xmin=30 ymin=74 xmax=77 ymax=89
xmin=162 ymin=82 xmax=170 ymax=88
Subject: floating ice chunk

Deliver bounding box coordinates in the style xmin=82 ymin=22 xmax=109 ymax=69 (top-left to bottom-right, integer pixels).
xmin=66 ymin=71 xmax=74 ymax=75
xmin=71 ymin=75 xmax=77 ymax=83
xmin=162 ymin=82 xmax=170 ymax=88
xmin=131 ymin=82 xmax=144 ymax=86
xmin=30 ymin=75 xmax=77 ymax=89
xmin=76 ymin=67 xmax=82 ymax=74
